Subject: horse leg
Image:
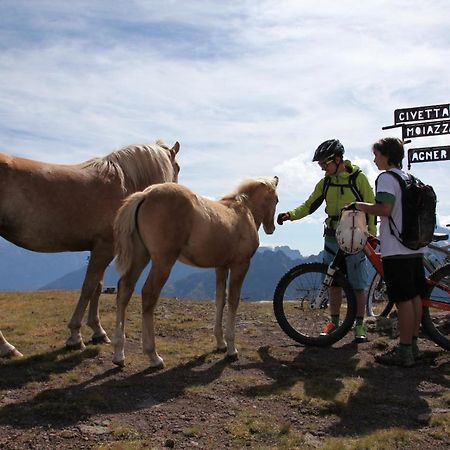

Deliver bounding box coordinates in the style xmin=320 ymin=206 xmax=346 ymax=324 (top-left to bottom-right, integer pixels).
xmin=66 ymin=246 xmax=113 ymax=350
xmin=112 ymin=248 xmax=150 ymax=367
xmin=88 ymin=282 xmax=111 ymax=344
xmin=214 ymin=267 xmax=229 ymax=352
xmin=225 ymin=261 xmax=250 ymax=359
xmin=141 ymin=259 xmax=175 ymax=368
xmin=0 ymin=330 xmax=23 ymax=358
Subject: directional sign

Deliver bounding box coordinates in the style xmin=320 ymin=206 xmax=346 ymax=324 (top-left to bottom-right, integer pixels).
xmin=382 ymin=102 xmax=450 ymax=130
xmin=402 ymin=119 xmax=450 ymax=140
xmin=383 ymin=102 xmax=450 ymax=168
xmin=407 ymin=145 xmax=450 ymax=169
xmin=395 ymin=103 xmax=450 ymax=125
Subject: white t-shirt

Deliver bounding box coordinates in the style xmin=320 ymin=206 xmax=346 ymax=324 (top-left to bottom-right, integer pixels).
xmin=376 ymin=168 xmax=424 ymax=258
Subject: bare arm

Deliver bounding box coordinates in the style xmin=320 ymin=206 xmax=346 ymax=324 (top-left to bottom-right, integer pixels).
xmin=355 ymin=201 xmax=393 ymax=217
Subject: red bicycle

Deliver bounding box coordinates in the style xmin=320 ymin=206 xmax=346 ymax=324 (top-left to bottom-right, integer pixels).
xmin=273 ymin=237 xmax=450 ymax=349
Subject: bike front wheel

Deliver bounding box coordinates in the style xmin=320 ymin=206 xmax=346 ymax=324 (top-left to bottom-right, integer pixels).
xmin=367 ymin=272 xmax=394 ymax=317
xmin=422 ymin=263 xmax=450 ymax=350
xmin=273 ymin=263 xmax=357 ymax=346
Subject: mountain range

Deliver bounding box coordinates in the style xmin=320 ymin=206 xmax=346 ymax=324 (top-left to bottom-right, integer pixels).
xmin=2 ymin=225 xmax=447 ymax=300
xmin=0 ymin=238 xmax=321 ymax=300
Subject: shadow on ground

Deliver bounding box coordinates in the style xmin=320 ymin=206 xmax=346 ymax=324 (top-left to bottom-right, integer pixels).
xmin=235 ymin=344 xmax=449 ymax=437
xmin=0 ymin=350 xmax=230 ymax=428
xmin=0 ymin=347 xmax=100 ymax=390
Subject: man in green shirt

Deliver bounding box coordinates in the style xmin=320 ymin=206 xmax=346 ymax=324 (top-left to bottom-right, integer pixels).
xmin=277 ymin=139 xmax=376 ymax=342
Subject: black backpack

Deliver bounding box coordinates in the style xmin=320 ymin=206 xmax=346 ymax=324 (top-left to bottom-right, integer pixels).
xmin=377 ymin=171 xmax=436 ymax=250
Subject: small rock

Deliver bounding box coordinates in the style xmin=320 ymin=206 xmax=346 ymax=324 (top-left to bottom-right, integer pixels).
xmin=60 ymin=430 xmax=76 ymax=439
xmin=164 ymin=438 xmax=175 ymax=448
xmin=78 ymin=424 xmax=110 ymax=435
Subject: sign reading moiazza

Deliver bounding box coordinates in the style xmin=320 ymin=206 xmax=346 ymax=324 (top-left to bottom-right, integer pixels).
xmin=383 ymin=102 xmax=450 ymax=168
xmin=403 ymin=119 xmax=450 ymax=139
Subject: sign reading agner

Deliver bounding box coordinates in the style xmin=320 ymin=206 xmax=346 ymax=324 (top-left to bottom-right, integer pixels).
xmin=394 ymin=103 xmax=450 ymax=125
xmin=408 ymin=146 xmax=450 ymax=165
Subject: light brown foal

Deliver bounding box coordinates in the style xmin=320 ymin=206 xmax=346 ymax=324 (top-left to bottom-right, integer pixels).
xmin=112 ymin=176 xmax=279 ymax=368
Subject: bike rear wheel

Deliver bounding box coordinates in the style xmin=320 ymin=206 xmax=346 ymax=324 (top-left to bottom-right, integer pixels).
xmin=367 ymin=273 xmax=394 ymax=317
xmin=273 ymin=263 xmax=357 ymax=346
xmin=422 ymin=263 xmax=450 ymax=350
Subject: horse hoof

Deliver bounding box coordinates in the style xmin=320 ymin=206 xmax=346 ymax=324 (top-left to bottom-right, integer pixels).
xmin=216 ymin=346 xmax=227 ymax=353
xmin=91 ymin=334 xmax=111 ymax=345
xmin=225 ymin=353 xmax=239 ymax=362
xmin=112 ymin=358 xmax=125 ymax=367
xmin=1 ymin=348 xmax=23 ymax=359
xmin=149 ymin=358 xmax=165 ymax=369
xmin=65 ymin=341 xmax=86 ymax=351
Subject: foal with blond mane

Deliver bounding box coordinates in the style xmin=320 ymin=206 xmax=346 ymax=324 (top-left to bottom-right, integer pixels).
xmin=0 ymin=140 xmax=180 ymax=358
xmin=112 ymin=176 xmax=279 ymax=368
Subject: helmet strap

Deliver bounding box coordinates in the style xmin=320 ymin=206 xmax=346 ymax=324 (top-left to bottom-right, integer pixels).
xmin=331 ymin=157 xmax=342 ymax=176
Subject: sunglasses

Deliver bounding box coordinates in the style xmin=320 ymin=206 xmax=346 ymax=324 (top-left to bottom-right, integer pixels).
xmin=318 ymin=158 xmax=335 ymax=169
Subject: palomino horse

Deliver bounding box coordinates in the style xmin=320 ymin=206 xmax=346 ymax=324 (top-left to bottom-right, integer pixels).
xmin=0 ymin=140 xmax=180 ymax=358
xmin=112 ymin=176 xmax=279 ymax=368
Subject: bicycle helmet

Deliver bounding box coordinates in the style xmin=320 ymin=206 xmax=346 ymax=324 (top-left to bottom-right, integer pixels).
xmin=335 ymin=210 xmax=368 ymax=254
xmin=312 ymin=139 xmax=344 ymax=162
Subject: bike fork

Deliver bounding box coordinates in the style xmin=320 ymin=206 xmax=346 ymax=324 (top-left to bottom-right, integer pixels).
xmin=310 ymin=251 xmax=346 ymax=310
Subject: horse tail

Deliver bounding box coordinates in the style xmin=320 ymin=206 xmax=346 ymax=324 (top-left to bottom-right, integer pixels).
xmin=114 ymin=190 xmax=148 ymax=275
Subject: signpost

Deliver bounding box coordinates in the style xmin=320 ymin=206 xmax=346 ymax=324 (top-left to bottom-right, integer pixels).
xmin=383 ymin=102 xmax=450 ymax=169
xmin=408 ymin=145 xmax=450 ymax=166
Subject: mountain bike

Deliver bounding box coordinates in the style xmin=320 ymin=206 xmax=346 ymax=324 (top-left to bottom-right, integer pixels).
xmin=367 ymin=232 xmax=450 ymax=317
xmin=273 ymin=237 xmax=450 ymax=349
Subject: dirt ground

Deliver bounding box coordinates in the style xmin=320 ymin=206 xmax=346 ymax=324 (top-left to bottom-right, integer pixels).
xmin=0 ymin=292 xmax=449 ymax=449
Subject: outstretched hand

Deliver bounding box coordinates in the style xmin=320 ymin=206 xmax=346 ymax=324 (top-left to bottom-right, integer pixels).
xmin=277 ymin=212 xmax=290 ymax=225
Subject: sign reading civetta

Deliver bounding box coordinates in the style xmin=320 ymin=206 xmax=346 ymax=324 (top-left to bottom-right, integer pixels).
xmin=383 ymin=102 xmax=450 ymax=169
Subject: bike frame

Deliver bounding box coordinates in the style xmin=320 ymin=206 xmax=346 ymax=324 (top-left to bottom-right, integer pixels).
xmin=362 ymin=240 xmax=450 ymax=312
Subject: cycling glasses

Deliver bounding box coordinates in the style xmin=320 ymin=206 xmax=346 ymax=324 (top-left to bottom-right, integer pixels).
xmin=318 ymin=158 xmax=335 ymax=169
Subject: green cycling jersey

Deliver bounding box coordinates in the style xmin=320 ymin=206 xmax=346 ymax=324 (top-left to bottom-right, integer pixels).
xmin=289 ymin=160 xmax=377 ymax=236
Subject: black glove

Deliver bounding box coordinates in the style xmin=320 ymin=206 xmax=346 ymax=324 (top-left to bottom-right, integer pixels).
xmin=277 ymin=212 xmax=290 ymax=225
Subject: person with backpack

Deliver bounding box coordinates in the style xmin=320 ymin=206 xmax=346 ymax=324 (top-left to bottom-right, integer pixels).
xmin=353 ymin=137 xmax=435 ymax=367
xmin=277 ymin=139 xmax=377 ymax=342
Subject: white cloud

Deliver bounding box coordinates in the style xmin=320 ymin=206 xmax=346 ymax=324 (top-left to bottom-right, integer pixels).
xmin=1 ymin=0 xmax=450 ymax=252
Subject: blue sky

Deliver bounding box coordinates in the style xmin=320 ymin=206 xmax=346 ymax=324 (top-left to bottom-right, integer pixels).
xmin=1 ymin=1 xmax=450 ymax=255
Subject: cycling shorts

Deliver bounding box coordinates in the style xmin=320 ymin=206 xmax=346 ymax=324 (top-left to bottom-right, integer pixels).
xmin=323 ymin=237 xmax=368 ymax=290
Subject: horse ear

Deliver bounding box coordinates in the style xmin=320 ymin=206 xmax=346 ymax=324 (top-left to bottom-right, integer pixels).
xmin=273 ymin=176 xmax=279 ymax=187
xmin=170 ymin=142 xmax=180 ymax=156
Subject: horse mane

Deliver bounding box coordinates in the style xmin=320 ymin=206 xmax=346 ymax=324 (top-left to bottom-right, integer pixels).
xmin=220 ymin=177 xmax=275 ymax=203
xmin=81 ymin=140 xmax=173 ymax=193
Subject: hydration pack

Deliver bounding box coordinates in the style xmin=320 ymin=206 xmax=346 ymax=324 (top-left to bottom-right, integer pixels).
xmin=322 ymin=169 xmax=363 ymax=201
xmin=378 ymin=171 xmax=437 ymax=250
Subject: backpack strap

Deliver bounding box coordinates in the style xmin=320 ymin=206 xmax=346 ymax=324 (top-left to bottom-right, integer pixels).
xmin=322 ymin=170 xmax=363 ymax=200
xmin=322 ymin=176 xmax=331 ymax=197
xmin=348 ymin=169 xmax=363 ymax=201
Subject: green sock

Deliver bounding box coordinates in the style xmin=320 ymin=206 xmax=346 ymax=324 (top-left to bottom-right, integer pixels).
xmin=399 ymin=343 xmax=413 ymax=357
xmin=355 ymin=317 xmax=364 ymax=326
xmin=331 ymin=315 xmax=340 ymax=327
